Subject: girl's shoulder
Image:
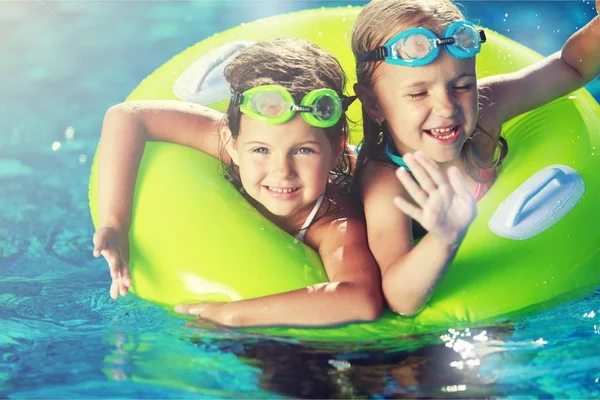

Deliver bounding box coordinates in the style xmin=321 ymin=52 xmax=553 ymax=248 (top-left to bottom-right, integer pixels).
xmin=304 ymin=190 xmax=366 ymax=248
xmin=357 ymin=160 xmax=407 ymax=201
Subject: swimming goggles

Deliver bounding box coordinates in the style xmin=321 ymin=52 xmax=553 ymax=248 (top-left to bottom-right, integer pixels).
xmin=356 ymin=20 xmax=486 ymax=67
xmin=231 ymin=84 xmax=356 ymax=128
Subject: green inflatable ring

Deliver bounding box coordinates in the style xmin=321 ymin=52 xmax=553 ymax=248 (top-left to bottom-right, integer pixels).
xmin=89 ymin=7 xmax=600 ymax=343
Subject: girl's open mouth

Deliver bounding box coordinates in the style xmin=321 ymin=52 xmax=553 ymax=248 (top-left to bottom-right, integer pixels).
xmin=424 ymin=125 xmax=461 ymax=144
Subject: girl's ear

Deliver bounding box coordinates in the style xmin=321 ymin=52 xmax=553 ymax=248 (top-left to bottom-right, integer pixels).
xmin=354 ymin=82 xmax=385 ymax=123
xmin=330 ymin=135 xmax=346 ymax=170
xmin=221 ymin=127 xmax=239 ymax=165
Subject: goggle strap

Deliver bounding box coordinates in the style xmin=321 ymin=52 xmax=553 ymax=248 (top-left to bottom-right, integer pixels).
xmin=356 ymin=46 xmax=388 ymax=62
xmin=291 ymin=105 xmax=313 ymax=112
xmin=479 ymin=30 xmax=487 ymax=43
xmin=231 ymin=89 xmax=243 ymax=106
xmin=341 ymin=95 xmax=357 ymax=111
xmin=436 ymin=37 xmax=456 ymax=46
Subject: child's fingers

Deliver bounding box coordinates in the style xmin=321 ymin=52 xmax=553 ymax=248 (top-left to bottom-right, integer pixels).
xmin=403 ymin=153 xmax=437 ymax=194
xmin=396 ymin=167 xmax=428 ymax=207
xmin=121 ymin=266 xmax=132 ymax=288
xmin=174 ymin=304 xmax=205 ymax=315
xmin=414 ymin=151 xmax=447 ymax=187
xmin=110 ymin=280 xmax=119 ymax=300
xmin=393 ymin=196 xmax=423 ymax=222
xmin=92 ymin=232 xmax=105 ymax=258
xmin=447 ymin=166 xmax=473 ymax=200
xmin=118 ymin=279 xmax=129 ymax=297
xmin=102 ymin=249 xmax=121 ymax=280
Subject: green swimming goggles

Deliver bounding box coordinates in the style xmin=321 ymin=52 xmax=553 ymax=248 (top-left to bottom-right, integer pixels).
xmin=231 ymin=84 xmax=356 ymax=128
xmin=357 ymin=20 xmax=486 ymax=67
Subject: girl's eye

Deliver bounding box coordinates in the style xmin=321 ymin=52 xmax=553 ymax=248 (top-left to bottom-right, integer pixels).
xmin=409 ymin=91 xmax=427 ymax=99
xmin=296 ymin=147 xmax=315 ymax=155
xmin=453 ymin=84 xmax=473 ymax=92
xmin=253 ymin=147 xmax=269 ymax=154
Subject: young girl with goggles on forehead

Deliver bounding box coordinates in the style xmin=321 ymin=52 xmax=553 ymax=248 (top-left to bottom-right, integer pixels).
xmin=92 ymin=38 xmax=383 ymax=328
xmin=352 ymin=0 xmax=600 ymax=316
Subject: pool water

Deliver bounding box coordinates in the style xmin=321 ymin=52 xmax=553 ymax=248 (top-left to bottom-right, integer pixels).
xmin=2 ymin=1 xmax=600 ymax=398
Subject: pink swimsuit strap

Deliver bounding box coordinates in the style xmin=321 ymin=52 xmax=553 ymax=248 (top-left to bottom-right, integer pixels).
xmin=474 ymin=168 xmax=496 ymax=202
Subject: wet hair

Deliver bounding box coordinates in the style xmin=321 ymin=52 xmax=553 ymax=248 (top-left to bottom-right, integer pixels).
xmin=351 ymin=0 xmax=507 ymax=184
xmin=220 ymin=38 xmax=352 ymax=191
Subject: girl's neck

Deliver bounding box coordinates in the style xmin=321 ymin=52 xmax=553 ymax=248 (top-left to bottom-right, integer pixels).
xmin=247 ymin=195 xmax=324 ymax=237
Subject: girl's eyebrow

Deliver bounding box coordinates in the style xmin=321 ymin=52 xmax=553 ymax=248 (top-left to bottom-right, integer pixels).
xmin=243 ymin=141 xmax=269 ymax=146
xmin=296 ymin=140 xmax=322 ymax=146
xmin=243 ymin=140 xmax=322 ymax=146
xmin=403 ymin=80 xmax=429 ymax=89
xmin=454 ymin=72 xmax=477 ymax=80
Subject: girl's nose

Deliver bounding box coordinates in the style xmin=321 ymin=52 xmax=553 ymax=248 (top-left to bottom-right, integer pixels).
xmin=434 ymin=91 xmax=458 ymax=118
xmin=270 ymin=155 xmax=294 ymax=178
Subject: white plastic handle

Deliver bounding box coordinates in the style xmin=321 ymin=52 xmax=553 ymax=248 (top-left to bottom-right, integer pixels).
xmin=505 ymin=167 xmax=566 ymax=228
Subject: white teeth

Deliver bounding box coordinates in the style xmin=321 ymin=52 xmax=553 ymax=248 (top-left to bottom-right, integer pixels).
xmin=268 ymin=186 xmax=297 ymax=193
xmin=428 ymin=126 xmax=457 ymax=139
xmin=430 ymin=126 xmax=455 ymax=134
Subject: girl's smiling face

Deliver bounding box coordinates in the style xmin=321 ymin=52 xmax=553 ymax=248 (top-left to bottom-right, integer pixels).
xmin=226 ymin=114 xmax=339 ymax=219
xmin=367 ymin=50 xmax=479 ymax=164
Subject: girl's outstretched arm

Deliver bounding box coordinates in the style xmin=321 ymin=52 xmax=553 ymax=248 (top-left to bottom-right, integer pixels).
xmin=93 ymin=101 xmax=225 ymax=299
xmin=480 ymin=4 xmax=600 ymax=126
xmin=358 ymin=153 xmax=476 ymax=316
xmin=175 ymin=216 xmax=383 ymax=328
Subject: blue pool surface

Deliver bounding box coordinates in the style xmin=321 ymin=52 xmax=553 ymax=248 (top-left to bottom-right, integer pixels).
xmin=2 ymin=1 xmax=600 ymax=398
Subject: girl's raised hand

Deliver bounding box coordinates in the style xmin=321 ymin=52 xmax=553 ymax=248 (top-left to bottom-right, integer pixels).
xmin=393 ymin=152 xmax=477 ymax=246
xmin=93 ymin=227 xmax=132 ymax=299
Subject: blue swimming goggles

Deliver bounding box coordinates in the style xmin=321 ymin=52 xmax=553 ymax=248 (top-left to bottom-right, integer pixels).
xmin=356 ymin=20 xmax=486 ymax=67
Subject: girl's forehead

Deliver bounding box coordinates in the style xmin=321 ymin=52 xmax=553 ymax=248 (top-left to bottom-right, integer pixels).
xmin=239 ymin=115 xmax=331 ymax=144
xmin=374 ymin=55 xmax=476 ymax=86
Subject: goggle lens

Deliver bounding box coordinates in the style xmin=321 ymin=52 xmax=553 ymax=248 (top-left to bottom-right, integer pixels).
xmin=394 ymin=33 xmax=433 ymax=60
xmin=312 ymin=94 xmax=336 ymax=121
xmin=249 ymin=91 xmax=290 ymax=118
xmin=452 ymin=25 xmax=479 ymax=52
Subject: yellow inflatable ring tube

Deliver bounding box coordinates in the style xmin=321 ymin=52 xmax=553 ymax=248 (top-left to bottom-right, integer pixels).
xmin=89 ymin=7 xmax=600 ymax=342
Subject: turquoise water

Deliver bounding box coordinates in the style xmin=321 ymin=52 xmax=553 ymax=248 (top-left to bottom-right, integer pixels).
xmin=2 ymin=1 xmax=600 ymax=398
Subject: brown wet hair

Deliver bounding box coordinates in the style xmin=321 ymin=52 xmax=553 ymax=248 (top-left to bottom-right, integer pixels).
xmin=220 ymin=37 xmax=353 ymax=191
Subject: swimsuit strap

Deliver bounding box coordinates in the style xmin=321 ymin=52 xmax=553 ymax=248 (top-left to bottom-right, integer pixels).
xmin=383 ymin=139 xmax=411 ymax=171
xmin=295 ymin=193 xmax=325 ymax=242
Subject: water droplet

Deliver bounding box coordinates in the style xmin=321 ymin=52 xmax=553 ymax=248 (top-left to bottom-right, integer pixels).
xmin=65 ymin=126 xmax=75 ymax=140
xmin=52 ymin=141 xmax=61 ymax=151
xmin=78 ymin=154 xmax=87 ymax=165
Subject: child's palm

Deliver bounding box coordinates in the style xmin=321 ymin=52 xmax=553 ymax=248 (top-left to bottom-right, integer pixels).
xmin=393 ymin=152 xmax=476 ymax=246
xmin=419 ymin=177 xmax=476 ymax=243
xmin=93 ymin=227 xmax=132 ymax=299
